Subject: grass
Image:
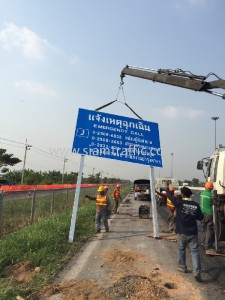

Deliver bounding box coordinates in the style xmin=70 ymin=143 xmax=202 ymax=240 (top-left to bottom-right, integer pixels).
xmin=0 ymin=185 xmax=131 ymax=300
xmin=1 ymin=186 xmax=102 ymax=235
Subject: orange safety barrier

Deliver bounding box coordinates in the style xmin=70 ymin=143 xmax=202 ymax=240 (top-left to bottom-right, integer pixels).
xmin=0 ymin=183 xmax=117 ymax=192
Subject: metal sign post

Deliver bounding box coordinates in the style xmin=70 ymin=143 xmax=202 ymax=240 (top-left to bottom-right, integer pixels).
xmin=149 ymin=166 xmax=159 ymax=238
xmin=69 ymin=154 xmax=85 ymax=243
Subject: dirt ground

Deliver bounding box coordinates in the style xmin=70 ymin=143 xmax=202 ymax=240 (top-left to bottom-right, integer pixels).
xmin=37 ymin=247 xmax=205 ymax=300
xmin=9 ymin=193 xmax=225 ymax=300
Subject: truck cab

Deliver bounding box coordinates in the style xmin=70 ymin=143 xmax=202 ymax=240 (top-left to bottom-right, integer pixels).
xmin=133 ymin=179 xmax=151 ymax=201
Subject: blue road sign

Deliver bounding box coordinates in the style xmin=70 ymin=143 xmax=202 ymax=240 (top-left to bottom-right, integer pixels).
xmin=72 ymin=108 xmax=163 ymax=167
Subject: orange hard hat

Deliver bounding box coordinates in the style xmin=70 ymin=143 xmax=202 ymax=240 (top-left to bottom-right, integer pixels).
xmin=169 ymin=186 xmax=175 ymax=191
xmin=205 ymin=181 xmax=213 ymax=190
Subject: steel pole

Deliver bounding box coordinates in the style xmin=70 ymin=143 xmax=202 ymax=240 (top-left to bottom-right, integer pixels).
xmin=21 ymin=139 xmax=32 ymax=184
xmin=62 ymin=157 xmax=68 ymax=183
xmin=150 ymin=166 xmax=159 ymax=238
xmin=171 ymin=153 xmax=174 ymax=178
xmin=211 ymin=117 xmax=219 ymax=150
xmin=69 ymin=154 xmax=85 ymax=243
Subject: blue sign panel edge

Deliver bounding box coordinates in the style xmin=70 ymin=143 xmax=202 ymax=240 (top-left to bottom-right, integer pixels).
xmin=72 ymin=108 xmax=163 ymax=168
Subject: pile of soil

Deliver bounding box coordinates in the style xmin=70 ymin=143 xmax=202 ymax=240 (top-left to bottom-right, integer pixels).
xmin=39 ymin=248 xmax=203 ymax=300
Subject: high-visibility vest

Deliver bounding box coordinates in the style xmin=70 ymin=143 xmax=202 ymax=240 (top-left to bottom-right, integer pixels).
xmin=113 ymin=189 xmax=120 ymax=200
xmin=167 ymin=198 xmax=175 ymax=209
xmin=96 ymin=195 xmax=107 ymax=210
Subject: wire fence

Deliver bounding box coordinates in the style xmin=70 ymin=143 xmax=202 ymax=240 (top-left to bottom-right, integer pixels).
xmin=0 ymin=185 xmax=116 ymax=236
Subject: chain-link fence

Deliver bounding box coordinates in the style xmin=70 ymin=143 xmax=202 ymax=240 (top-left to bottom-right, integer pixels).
xmin=0 ymin=185 xmax=116 ymax=236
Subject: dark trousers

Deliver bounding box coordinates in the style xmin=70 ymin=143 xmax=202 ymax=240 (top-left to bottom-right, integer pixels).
xmin=167 ymin=207 xmax=176 ymax=232
xmin=201 ymin=214 xmax=214 ymax=249
xmin=113 ymin=200 xmax=119 ymax=213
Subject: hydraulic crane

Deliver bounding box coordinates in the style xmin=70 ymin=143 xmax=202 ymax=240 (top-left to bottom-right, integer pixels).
xmin=120 ymin=65 xmax=225 ymax=99
xmin=121 ymin=65 xmax=225 ymax=253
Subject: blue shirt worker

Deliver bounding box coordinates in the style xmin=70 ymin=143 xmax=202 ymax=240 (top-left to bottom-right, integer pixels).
xmin=166 ymin=180 xmax=204 ymax=282
xmin=85 ymin=186 xmax=109 ymax=233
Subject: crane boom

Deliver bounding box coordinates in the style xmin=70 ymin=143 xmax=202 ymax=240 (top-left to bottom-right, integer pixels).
xmin=120 ymin=65 xmax=225 ymax=99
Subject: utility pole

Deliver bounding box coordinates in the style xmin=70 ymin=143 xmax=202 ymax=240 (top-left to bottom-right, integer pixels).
xmin=21 ymin=139 xmax=32 ymax=184
xmin=170 ymin=153 xmax=174 ymax=178
xmin=211 ymin=117 xmax=219 ymax=150
xmin=62 ymin=157 xmax=68 ymax=183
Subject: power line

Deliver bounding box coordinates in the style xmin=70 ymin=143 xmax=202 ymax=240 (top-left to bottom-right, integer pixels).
xmin=32 ymin=146 xmax=63 ymax=158
xmin=0 ymin=141 xmax=24 ymax=149
xmin=0 ymin=137 xmax=121 ymax=178
xmin=31 ymin=147 xmax=64 ymax=161
xmin=0 ymin=137 xmax=26 ymax=145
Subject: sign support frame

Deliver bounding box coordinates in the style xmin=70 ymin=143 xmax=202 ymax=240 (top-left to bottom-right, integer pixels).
xmin=69 ymin=154 xmax=85 ymax=243
xmin=150 ymin=166 xmax=159 ymax=238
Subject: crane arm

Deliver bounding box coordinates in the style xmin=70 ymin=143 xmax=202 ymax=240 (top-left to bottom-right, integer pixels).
xmin=120 ymin=65 xmax=225 ymax=99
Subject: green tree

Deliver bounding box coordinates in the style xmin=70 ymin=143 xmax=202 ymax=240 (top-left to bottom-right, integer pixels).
xmin=24 ymin=169 xmax=43 ymax=185
xmin=87 ymin=174 xmax=96 ymax=183
xmin=192 ymin=178 xmax=200 ymax=187
xmin=63 ymin=172 xmax=78 ymax=183
xmin=95 ymin=172 xmax=101 ymax=183
xmin=5 ymin=170 xmax=22 ymax=184
xmin=183 ymin=179 xmax=192 ymax=186
xmin=0 ymin=148 xmax=21 ymax=174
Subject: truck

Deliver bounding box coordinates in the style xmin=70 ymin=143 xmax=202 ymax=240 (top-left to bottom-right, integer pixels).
xmin=121 ymin=65 xmax=225 ymax=252
xmin=197 ymin=145 xmax=225 ymax=252
xmin=155 ymin=177 xmax=179 ymax=206
xmin=0 ymin=179 xmax=15 ymax=187
xmin=133 ymin=179 xmax=151 ymax=201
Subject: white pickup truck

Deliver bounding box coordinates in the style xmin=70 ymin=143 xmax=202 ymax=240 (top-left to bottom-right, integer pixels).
xmin=133 ymin=179 xmax=151 ymax=201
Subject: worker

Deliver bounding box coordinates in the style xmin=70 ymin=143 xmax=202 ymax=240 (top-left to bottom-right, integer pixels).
xmin=104 ymin=185 xmax=111 ymax=217
xmin=85 ymin=186 xmax=109 ymax=233
xmin=165 ymin=180 xmax=204 ymax=282
xmin=200 ymin=181 xmax=215 ymax=255
xmin=155 ymin=186 xmax=176 ymax=233
xmin=112 ymin=184 xmax=122 ymax=213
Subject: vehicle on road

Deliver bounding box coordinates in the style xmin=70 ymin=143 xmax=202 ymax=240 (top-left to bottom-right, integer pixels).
xmin=155 ymin=177 xmax=179 ymax=206
xmin=0 ymin=179 xmax=15 ymax=187
xmin=133 ymin=179 xmax=150 ymax=201
xmin=197 ymin=145 xmax=225 ymax=252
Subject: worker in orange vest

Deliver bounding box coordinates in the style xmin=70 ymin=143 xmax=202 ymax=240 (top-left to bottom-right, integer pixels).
xmin=112 ymin=184 xmax=122 ymax=213
xmin=85 ymin=186 xmax=109 ymax=233
xmin=155 ymin=185 xmax=177 ymax=233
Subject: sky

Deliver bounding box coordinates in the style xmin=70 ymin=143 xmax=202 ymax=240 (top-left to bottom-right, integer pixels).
xmin=0 ymin=0 xmax=225 ymax=182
